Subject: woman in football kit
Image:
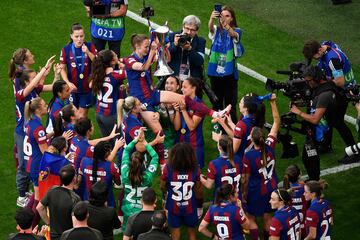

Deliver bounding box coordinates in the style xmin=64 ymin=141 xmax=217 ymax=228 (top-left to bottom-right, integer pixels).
xmin=242 ymin=94 xmax=279 ymax=240
xmin=269 ymin=189 xmax=301 ymax=240
xmin=124 ymin=34 xmax=230 ymax=167
xmin=283 ymin=164 xmax=308 ymax=238
xmin=173 ymin=77 xmax=207 ymax=168
xmin=78 ymin=139 xmax=124 ymax=207
xmin=91 ymin=49 xmax=126 ymax=137
xmin=303 ymin=180 xmax=333 ymax=240
xmin=11 ymin=55 xmax=55 ymax=207
xmin=46 ymin=80 xmax=71 ymax=134
xmin=60 ymin=23 xmax=97 ymax=118
xmin=121 ymin=130 xmax=159 ymax=231
xmin=199 ymin=184 xmax=249 ymax=240
xmin=200 ymin=134 xmax=242 ymax=199
xmin=160 ymin=143 xmax=203 ymax=240
xmin=53 ymin=103 xmax=78 ymax=139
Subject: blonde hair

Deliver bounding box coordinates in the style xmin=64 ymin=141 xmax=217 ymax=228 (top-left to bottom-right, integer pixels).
xmin=24 ymin=97 xmax=43 ymax=121
xmin=117 ymin=96 xmax=139 ymax=127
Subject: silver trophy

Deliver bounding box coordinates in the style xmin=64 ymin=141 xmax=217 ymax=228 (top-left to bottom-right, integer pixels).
xmin=153 ymin=24 xmax=174 ymax=77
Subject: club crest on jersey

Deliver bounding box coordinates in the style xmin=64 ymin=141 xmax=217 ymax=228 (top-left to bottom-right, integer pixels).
xmin=141 ymin=72 xmax=145 ymax=77
xmin=38 ymin=130 xmax=46 ymax=138
xmin=148 ymin=165 xmax=156 ymax=173
xmin=39 ymin=167 xmax=50 ymax=181
xmin=71 ymin=62 xmax=77 ymax=68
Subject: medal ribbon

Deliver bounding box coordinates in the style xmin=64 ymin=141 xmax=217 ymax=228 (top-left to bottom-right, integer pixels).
xmin=71 ymin=43 xmax=86 ymax=77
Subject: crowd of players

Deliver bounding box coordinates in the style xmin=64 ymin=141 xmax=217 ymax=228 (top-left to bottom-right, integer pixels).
xmin=10 ymin=1 xmax=358 ymax=240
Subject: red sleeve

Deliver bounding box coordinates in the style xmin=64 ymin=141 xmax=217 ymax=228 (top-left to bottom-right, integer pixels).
xmin=305 ymin=209 xmax=319 ymax=228
xmin=113 ymin=69 xmax=127 ymax=81
xmin=33 ymin=126 xmax=47 ymax=145
xmin=85 ymin=146 xmax=94 ymax=158
xmin=207 ymin=162 xmax=216 ymax=180
xmin=60 ymin=48 xmax=67 ymax=64
xmin=234 ymin=121 xmax=246 ymax=139
xmin=15 ymin=89 xmax=25 ymax=102
xmin=110 ymin=162 xmax=120 ymax=178
xmin=194 ymin=110 xmax=206 ymax=118
xmin=269 ymin=217 xmax=283 ymax=237
xmin=124 ymin=56 xmax=138 ymax=70
xmin=266 ymin=135 xmax=277 ymax=149
xmin=90 ymin=43 xmax=97 ymax=55
xmin=129 ymin=126 xmax=141 ymax=139
xmin=235 ymin=206 xmax=247 ymax=224
xmin=242 ymin=155 xmax=250 ymax=174
xmin=203 ymin=208 xmax=211 ymax=222
xmin=160 ymin=165 xmax=168 ymax=181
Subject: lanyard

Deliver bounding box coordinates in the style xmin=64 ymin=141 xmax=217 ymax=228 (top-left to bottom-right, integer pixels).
xmin=71 ymin=43 xmax=86 ymax=75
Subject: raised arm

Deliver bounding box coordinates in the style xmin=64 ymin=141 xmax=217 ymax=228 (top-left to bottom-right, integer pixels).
xmin=269 ymin=94 xmax=280 ymax=138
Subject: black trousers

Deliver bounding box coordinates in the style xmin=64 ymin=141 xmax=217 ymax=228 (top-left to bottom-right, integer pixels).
xmin=210 ymin=74 xmax=238 ymax=122
xmin=91 ymin=36 xmax=122 ymax=57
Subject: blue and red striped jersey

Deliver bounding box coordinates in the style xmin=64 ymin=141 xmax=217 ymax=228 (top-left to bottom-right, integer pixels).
xmin=270 ymin=206 xmax=301 ymax=240
xmin=305 ymin=198 xmax=333 ymax=240
xmin=69 ymin=135 xmax=94 ymax=172
xmin=233 ymin=115 xmax=255 ymax=160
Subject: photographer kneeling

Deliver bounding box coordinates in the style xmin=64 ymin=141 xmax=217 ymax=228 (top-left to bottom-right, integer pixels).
xmin=291 ymin=65 xmax=357 ymax=180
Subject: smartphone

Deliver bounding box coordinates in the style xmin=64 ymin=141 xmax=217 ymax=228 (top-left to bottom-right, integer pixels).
xmin=214 ymin=4 xmax=222 ymax=13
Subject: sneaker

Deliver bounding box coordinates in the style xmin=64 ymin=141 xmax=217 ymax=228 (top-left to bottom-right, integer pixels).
xmin=17 ymin=196 xmax=29 ymax=208
xmin=338 ymin=154 xmax=360 ymax=164
xmin=25 ymin=191 xmax=33 ymax=197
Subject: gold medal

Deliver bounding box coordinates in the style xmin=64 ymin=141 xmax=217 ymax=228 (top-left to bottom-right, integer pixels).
xmin=181 ymin=128 xmax=186 ymax=134
xmin=79 ymin=73 xmax=84 ymax=79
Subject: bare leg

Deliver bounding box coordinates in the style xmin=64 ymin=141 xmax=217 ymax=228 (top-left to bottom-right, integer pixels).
xmin=171 ymin=228 xmax=181 ymax=240
xmin=187 ymin=228 xmax=197 ymax=240
xmin=247 ymin=214 xmax=260 ymax=240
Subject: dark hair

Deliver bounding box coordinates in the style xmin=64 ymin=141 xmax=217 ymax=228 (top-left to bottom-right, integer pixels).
xmin=48 ymin=80 xmax=68 ymax=112
xmin=303 ymin=40 xmax=321 ymax=60
xmin=15 ymin=69 xmax=35 ymax=88
xmin=165 ymin=75 xmax=181 ymax=93
xmin=142 ymin=187 xmax=157 ymax=205
xmin=222 ymin=5 xmax=238 ymax=27
xmin=305 ymin=180 xmax=329 ymax=198
xmin=15 ymin=208 xmax=34 ymax=230
xmin=251 ymin=127 xmax=267 ymax=168
xmin=215 ymin=184 xmax=236 ymax=205
xmin=152 ymin=210 xmax=167 ymax=229
xmin=283 ymin=164 xmax=301 ymax=189
xmin=168 ymin=143 xmax=197 ymax=172
xmin=54 ymin=104 xmax=76 ymax=138
xmin=218 ymin=135 xmax=235 ymax=167
xmin=50 ymin=136 xmax=68 ymax=154
xmin=92 ymin=141 xmax=112 ymax=184
xmin=59 ymin=164 xmax=76 ymax=186
xmin=69 ymin=23 xmax=84 ymax=43
xmin=129 ymin=151 xmax=145 ymax=187
xmin=130 ymin=33 xmax=149 ymax=48
xmin=184 ymin=77 xmax=203 ymax=98
xmin=302 ymin=65 xmax=324 ymax=83
xmin=274 ymin=188 xmax=292 ymax=205
xmin=89 ymin=181 xmax=109 ymax=207
xmin=91 ymin=50 xmax=114 ymax=95
xmin=73 ymin=201 xmax=88 ymax=221
xmin=243 ymin=93 xmax=265 ymax=127
xmin=74 ymin=118 xmax=92 ymax=137
xmin=9 ymin=48 xmax=29 ymax=80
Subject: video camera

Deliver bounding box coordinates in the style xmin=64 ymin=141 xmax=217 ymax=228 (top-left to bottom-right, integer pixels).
xmin=141 ymin=6 xmax=154 ymax=18
xmin=344 ymin=84 xmax=360 ymax=104
xmin=178 ymin=34 xmax=192 ymax=47
xmin=266 ymin=62 xmax=312 ymax=107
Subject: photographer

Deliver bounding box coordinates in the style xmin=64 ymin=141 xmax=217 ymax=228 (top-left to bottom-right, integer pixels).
xmin=303 ymin=40 xmax=356 ymax=153
xmin=84 ymin=0 xmax=128 ymax=57
xmin=168 ymin=15 xmax=206 ymax=82
xmin=290 ymin=65 xmax=356 ymax=178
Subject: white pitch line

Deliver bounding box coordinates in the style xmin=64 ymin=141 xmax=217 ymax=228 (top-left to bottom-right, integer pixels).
xmin=125 ymin=10 xmax=357 ymax=126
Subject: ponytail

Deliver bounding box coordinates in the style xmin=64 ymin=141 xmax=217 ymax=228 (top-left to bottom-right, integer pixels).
xmin=117 ymin=96 xmax=139 ymax=126
xmin=275 ymin=188 xmax=292 ymax=205
xmin=305 ymin=180 xmax=329 ymax=199
xmin=215 ymin=184 xmax=235 ymax=206
xmin=218 ymin=135 xmax=235 ymax=167
xmin=129 ymin=152 xmax=144 ymax=187
xmin=48 ymin=80 xmax=68 ymax=112
xmin=283 ymin=164 xmax=301 ymax=190
xmin=9 ymin=48 xmax=28 ymax=80
xmin=24 ymin=97 xmax=43 ymax=121
xmin=251 ymin=127 xmax=267 ymax=168
xmin=91 ymin=50 xmax=114 ymax=95
xmin=54 ymin=104 xmax=76 ymax=137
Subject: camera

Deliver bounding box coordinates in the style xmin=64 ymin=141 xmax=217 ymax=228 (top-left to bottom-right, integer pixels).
xmin=345 ymin=142 xmax=360 ymax=156
xmin=266 ymin=62 xmax=312 ymax=107
xmin=178 ymin=34 xmax=192 ymax=47
xmin=141 ymin=6 xmax=154 ymax=18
